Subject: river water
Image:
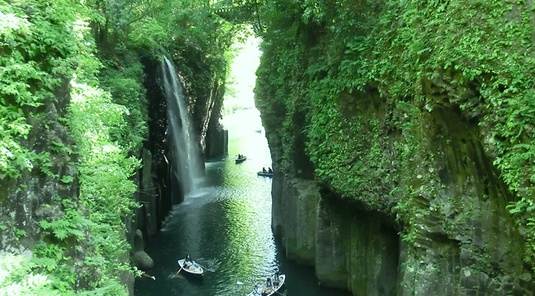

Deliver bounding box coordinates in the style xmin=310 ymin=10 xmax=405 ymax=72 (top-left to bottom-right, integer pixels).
xmin=134 ymin=109 xmax=351 ymax=296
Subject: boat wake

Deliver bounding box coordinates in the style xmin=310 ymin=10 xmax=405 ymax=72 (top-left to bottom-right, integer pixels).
xmin=195 ymin=257 xmax=221 ymax=273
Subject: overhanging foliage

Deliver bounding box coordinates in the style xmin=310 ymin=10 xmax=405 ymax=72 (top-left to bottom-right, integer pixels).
xmin=256 ymin=0 xmax=535 ymax=271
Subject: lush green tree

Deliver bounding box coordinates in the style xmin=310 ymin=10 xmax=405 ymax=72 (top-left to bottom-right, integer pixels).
xmin=0 ymin=254 xmax=59 ymax=296
xmin=256 ymin=0 xmax=535 ymax=272
xmin=1 ymin=0 xmax=252 ymax=294
xmin=0 ymin=1 xmax=141 ymax=294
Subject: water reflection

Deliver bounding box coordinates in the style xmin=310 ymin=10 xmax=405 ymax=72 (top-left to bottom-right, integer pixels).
xmin=134 ymin=110 xmax=351 ymax=296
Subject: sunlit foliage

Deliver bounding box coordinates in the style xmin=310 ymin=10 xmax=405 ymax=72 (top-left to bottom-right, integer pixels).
xmin=0 ymin=0 xmax=79 ymax=178
xmin=0 ymin=254 xmax=59 ymax=296
xmin=256 ymin=0 xmax=535 ymax=271
xmin=1 ymin=0 xmax=253 ymax=293
xmin=0 ymin=0 xmax=140 ymax=293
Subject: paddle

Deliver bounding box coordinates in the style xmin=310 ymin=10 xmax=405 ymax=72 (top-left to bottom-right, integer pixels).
xmin=174 ymin=266 xmax=183 ymax=277
xmin=142 ymin=273 xmax=156 ymax=280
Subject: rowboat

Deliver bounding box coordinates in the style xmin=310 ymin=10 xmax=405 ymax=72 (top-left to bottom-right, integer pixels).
xmin=247 ymin=274 xmax=286 ymax=296
xmin=235 ymin=156 xmax=247 ymax=163
xmin=177 ymin=258 xmax=204 ymax=276
xmin=257 ymin=171 xmax=273 ymax=178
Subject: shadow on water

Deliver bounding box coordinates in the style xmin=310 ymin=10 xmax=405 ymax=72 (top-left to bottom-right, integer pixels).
xmin=134 ymin=110 xmax=352 ymax=296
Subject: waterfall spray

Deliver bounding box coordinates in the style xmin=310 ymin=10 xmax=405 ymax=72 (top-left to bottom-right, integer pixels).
xmin=160 ymin=56 xmax=204 ymax=197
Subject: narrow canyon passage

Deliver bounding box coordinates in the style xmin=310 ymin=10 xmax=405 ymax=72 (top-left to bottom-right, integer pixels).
xmin=134 ymin=109 xmax=352 ymax=296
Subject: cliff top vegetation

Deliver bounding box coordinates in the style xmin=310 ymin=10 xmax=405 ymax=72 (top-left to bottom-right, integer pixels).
xmin=0 ymin=0 xmax=250 ymax=294
xmin=255 ymin=0 xmax=535 ymax=274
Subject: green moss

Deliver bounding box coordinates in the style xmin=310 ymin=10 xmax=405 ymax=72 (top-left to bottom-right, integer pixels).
xmin=256 ymin=0 xmax=535 ymax=272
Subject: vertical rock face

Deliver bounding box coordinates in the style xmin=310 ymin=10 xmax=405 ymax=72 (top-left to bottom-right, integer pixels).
xmin=0 ymin=78 xmax=79 ymax=256
xmin=197 ymin=79 xmax=229 ymax=159
xmin=272 ymin=176 xmax=399 ymax=295
xmin=139 ymin=57 xmax=175 ymax=239
xmin=396 ymin=106 xmax=528 ymax=296
xmin=205 ymin=115 xmax=228 ymax=159
xmin=138 ymin=56 xmax=227 ymax=237
xmin=272 ymin=178 xmax=319 ymax=265
xmin=0 ymin=76 xmax=96 ymax=294
xmin=259 ymin=92 xmax=533 ymax=295
xmin=255 ymin=1 xmax=535 ymax=295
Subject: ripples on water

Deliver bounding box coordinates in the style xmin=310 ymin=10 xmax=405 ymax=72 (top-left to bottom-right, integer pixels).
xmin=135 ymin=110 xmax=351 ymax=296
xmin=135 ymin=121 xmax=279 ymax=295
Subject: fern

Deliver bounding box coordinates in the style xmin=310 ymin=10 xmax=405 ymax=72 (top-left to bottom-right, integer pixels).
xmin=0 ymin=254 xmax=59 ymax=296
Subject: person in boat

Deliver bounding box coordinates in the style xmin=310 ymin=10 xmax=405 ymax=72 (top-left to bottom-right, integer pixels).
xmin=268 ymin=167 xmax=273 ymax=173
xmin=262 ymin=167 xmax=267 ymax=173
xmin=273 ymin=270 xmax=281 ymax=287
xmin=261 ymin=277 xmax=273 ymax=296
xmin=184 ymin=254 xmax=193 ymax=269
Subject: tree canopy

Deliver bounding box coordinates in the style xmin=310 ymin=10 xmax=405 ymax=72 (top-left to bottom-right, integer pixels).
xmin=0 ymin=0 xmax=251 ymax=294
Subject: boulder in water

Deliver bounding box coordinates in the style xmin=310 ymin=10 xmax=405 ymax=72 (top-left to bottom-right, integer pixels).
xmin=133 ymin=251 xmax=154 ymax=271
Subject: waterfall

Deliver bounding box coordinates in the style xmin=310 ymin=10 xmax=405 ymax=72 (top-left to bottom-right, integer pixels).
xmin=160 ymin=56 xmax=204 ymax=197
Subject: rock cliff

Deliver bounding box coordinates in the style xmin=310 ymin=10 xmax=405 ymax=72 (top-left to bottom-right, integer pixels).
xmin=0 ymin=78 xmax=79 ymax=258
xmin=255 ymin=1 xmax=535 ymax=295
xmin=136 ymin=55 xmax=227 ymax=239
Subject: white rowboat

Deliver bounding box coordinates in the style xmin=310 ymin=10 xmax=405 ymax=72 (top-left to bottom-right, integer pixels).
xmin=177 ymin=258 xmax=204 ymax=276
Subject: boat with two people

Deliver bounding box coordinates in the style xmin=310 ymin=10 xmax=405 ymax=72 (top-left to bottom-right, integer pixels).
xmin=257 ymin=167 xmax=273 ymax=178
xmin=247 ymin=270 xmax=285 ymax=296
xmin=176 ymin=255 xmax=204 ymax=276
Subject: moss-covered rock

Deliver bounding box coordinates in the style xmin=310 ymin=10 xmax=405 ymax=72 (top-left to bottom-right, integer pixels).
xmin=256 ymin=0 xmax=535 ymax=295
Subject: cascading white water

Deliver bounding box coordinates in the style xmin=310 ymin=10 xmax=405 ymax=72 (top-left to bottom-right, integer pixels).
xmin=160 ymin=56 xmax=204 ymax=197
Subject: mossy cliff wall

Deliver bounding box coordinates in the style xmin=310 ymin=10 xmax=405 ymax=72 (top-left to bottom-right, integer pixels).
xmin=255 ymin=1 xmax=535 ymax=295
xmin=0 ymin=78 xmax=79 ymax=258
xmin=0 ymin=1 xmax=232 ymax=294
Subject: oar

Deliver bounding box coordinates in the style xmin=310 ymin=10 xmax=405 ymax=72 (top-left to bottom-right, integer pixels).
xmin=173 ymin=266 xmax=183 ymax=277
xmin=142 ymin=273 xmax=156 ymax=280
